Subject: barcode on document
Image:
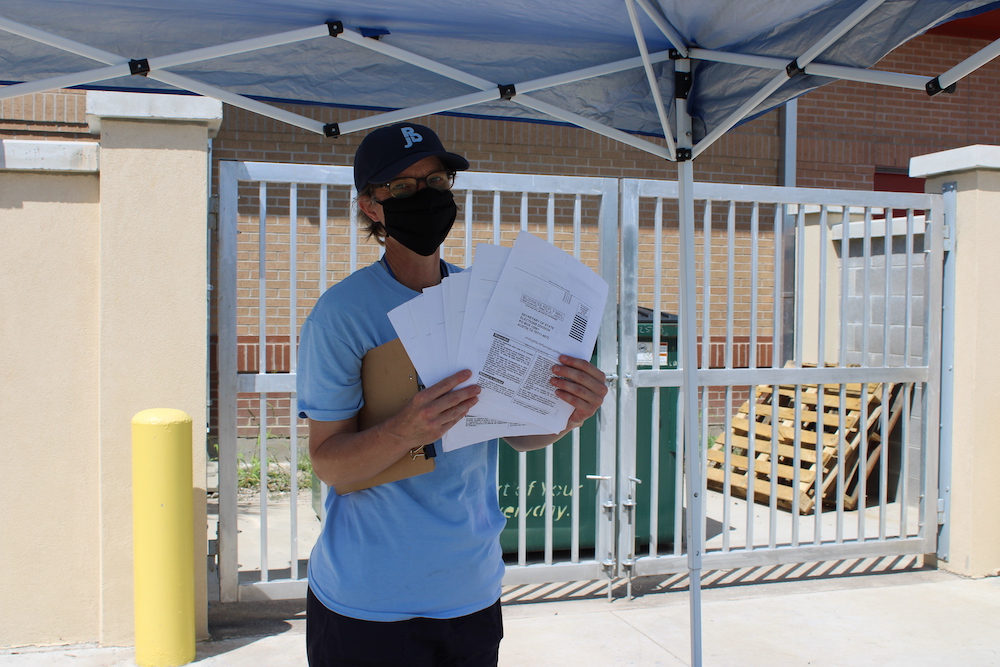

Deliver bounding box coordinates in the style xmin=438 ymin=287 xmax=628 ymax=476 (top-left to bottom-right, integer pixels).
xmin=569 ymin=314 xmax=586 ymax=343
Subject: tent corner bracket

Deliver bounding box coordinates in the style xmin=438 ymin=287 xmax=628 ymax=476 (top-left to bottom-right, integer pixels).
xmin=128 ymin=59 xmax=150 ymax=76
xmin=676 ymin=147 xmax=692 ymax=161
xmin=326 ymin=21 xmax=344 ymax=37
xmin=675 ymin=71 xmax=691 ymax=99
xmin=925 ymin=76 xmax=957 ymax=96
xmin=785 ymin=59 xmax=804 ymax=78
xmin=323 ymin=122 xmax=340 ymax=138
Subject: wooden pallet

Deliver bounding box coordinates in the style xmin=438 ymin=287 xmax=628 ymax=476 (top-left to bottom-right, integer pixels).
xmin=706 ymin=374 xmax=905 ymax=515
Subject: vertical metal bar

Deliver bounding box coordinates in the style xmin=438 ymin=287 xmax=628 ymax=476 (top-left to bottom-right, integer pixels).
xmin=319 ymin=186 xmax=328 ymax=293
xmin=599 ymin=179 xmax=620 ymax=589
xmin=574 ymin=195 xmax=582 ymax=256
xmin=258 ymin=182 xmax=269 ymax=582
xmin=676 ymin=61 xmax=704 ymax=664
xmin=217 ymin=162 xmax=240 ymax=603
xmin=722 ymin=200 xmax=736 ymax=551
xmin=905 ymin=210 xmax=915 ymax=368
xmin=700 ymin=199 xmax=712 ymax=549
xmin=315 ymin=185 xmax=330 ymax=523
xmin=858 ymin=208 xmax=873 ymax=542
xmin=349 ymin=186 xmax=357 ymax=275
xmin=546 ymin=193 xmax=556 ymax=244
xmin=618 ymin=180 xmax=640 ymax=594
xmin=702 ymin=200 xmax=712 ymax=373
xmin=545 ymin=446 xmax=554 ymax=565
xmin=518 ymin=450 xmax=527 ymax=567
xmin=750 ymin=202 xmax=760 ymax=369
xmin=769 ymin=205 xmax=781 ymax=549
xmin=879 ymin=201 xmax=892 ymax=542
xmin=795 ymin=205 xmax=805 ymax=367
xmin=792 ymin=205 xmax=804 ymax=543
xmin=792 ymin=384 xmax=802 ymax=544
xmin=900 ymin=210 xmax=915 ymax=538
xmin=650 ymin=198 xmax=664 ymax=557
xmin=747 ymin=202 xmax=760 ymax=550
xmin=520 ymin=191 xmax=529 ymax=232
xmin=837 ymin=207 xmax=849 ymax=543
xmin=465 ymin=189 xmax=475 ymax=265
xmin=572 ymin=426 xmax=581 ymax=563
xmin=933 ymin=187 xmax=953 ymax=557
xmin=493 ymin=191 xmax=502 ymax=245
xmin=816 ymin=205 xmax=829 ymax=544
xmin=288 ymin=184 xmax=299 ymax=579
xmin=901 ymin=382 xmax=911 ymax=536
xmin=862 ymin=207 xmax=873 ymax=367
xmin=773 ymin=204 xmax=783 ymax=371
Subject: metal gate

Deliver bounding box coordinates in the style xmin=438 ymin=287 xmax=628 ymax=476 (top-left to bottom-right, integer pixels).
xmin=215 ymin=161 xmax=621 ymax=602
xmin=617 ymin=179 xmax=944 ymax=590
xmin=214 ymin=161 xmax=944 ymax=603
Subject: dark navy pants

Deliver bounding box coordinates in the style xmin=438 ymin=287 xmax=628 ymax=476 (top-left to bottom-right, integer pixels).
xmin=306 ymin=587 xmax=503 ymax=667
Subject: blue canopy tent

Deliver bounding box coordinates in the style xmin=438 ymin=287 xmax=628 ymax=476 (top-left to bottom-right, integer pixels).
xmin=4 ymin=2 xmax=999 ymax=663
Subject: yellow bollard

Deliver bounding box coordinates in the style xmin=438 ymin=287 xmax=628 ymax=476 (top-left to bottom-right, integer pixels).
xmin=131 ymin=409 xmax=196 ymax=667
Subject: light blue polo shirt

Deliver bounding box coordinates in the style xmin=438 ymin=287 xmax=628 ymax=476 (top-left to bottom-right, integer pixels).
xmin=297 ymin=260 xmax=505 ymax=622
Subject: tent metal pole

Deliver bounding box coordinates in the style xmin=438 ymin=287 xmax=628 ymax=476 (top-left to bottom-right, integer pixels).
xmin=625 ymin=0 xmax=677 ymax=159
xmin=338 ymin=25 xmax=676 ymax=157
xmin=935 ymin=36 xmax=1000 ymax=90
xmin=0 ymin=15 xmax=128 ymax=63
xmin=675 ymin=56 xmax=704 ymax=667
xmin=514 ymin=96 xmax=674 ymax=160
xmin=0 ymin=63 xmax=132 ymax=100
xmin=149 ymin=71 xmax=329 ymax=135
xmin=633 ymin=0 xmax=689 ymax=56
xmin=688 ymin=47 xmax=930 ymax=91
xmin=692 ymin=0 xmax=888 ymax=158
xmin=0 ymin=17 xmax=334 ymax=135
xmin=145 ymin=25 xmax=330 ymax=71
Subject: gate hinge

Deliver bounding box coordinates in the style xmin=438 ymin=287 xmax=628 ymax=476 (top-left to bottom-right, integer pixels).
xmin=207 ymin=538 xmax=219 ymax=572
xmin=207 ymin=194 xmax=219 ymax=231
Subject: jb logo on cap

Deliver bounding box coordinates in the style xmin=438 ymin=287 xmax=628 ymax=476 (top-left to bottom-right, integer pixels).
xmin=402 ymin=126 xmax=423 ymax=149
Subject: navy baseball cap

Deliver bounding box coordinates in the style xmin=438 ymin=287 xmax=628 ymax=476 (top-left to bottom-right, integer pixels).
xmin=353 ymin=122 xmax=469 ymax=191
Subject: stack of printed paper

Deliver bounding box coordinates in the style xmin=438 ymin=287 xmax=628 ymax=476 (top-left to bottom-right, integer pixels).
xmin=387 ymin=230 xmax=609 ymax=451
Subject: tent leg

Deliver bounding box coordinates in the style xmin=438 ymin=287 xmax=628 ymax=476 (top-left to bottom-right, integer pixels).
xmin=676 ymin=57 xmax=704 ymax=667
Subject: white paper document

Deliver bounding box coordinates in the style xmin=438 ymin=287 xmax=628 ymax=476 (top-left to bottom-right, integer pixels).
xmin=385 ymin=231 xmax=608 ymax=452
xmin=462 ymin=231 xmax=609 ymax=433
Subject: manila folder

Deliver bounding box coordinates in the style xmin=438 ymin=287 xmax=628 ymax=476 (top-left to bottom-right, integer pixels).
xmin=334 ymin=337 xmax=435 ymax=495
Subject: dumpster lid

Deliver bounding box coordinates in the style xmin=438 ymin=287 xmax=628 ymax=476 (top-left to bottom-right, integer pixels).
xmin=637 ymin=306 xmax=678 ymax=324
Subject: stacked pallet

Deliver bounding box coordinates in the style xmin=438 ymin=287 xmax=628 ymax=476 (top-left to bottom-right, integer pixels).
xmin=706 ymin=374 xmax=904 ymax=514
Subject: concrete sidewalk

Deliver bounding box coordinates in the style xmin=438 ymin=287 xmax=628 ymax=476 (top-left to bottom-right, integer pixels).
xmin=4 ymin=563 xmax=999 ymax=666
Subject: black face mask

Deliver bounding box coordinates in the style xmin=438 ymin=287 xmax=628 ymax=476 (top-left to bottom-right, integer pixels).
xmin=381 ymin=188 xmax=457 ymax=256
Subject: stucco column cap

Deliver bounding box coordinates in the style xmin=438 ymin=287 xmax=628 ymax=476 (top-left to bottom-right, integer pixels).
xmin=86 ymin=90 xmax=223 ymax=137
xmin=909 ymin=144 xmax=1000 ymax=179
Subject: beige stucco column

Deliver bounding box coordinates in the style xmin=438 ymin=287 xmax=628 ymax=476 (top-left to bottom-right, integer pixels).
xmin=86 ymin=91 xmax=221 ymax=643
xmin=910 ymin=145 xmax=1000 ymax=578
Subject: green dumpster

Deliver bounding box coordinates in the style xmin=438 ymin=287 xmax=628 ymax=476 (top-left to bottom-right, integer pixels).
xmin=498 ymin=308 xmax=678 ymax=554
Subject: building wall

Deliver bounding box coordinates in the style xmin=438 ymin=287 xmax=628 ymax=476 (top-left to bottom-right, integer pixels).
xmin=0 ymin=92 xmax=217 ymax=647
xmin=0 ymin=169 xmax=102 ymax=645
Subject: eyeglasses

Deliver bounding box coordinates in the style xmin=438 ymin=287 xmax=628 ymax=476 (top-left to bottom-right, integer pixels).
xmin=372 ymin=170 xmax=456 ymax=199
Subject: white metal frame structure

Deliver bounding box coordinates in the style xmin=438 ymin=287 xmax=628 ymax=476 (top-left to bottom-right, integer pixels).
xmin=216 ymin=161 xmax=622 ymax=604
xmin=217 ymin=161 xmax=946 ymax=638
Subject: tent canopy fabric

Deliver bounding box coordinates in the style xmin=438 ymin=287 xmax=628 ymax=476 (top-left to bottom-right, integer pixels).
xmin=2 ymin=0 xmax=999 ymax=156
